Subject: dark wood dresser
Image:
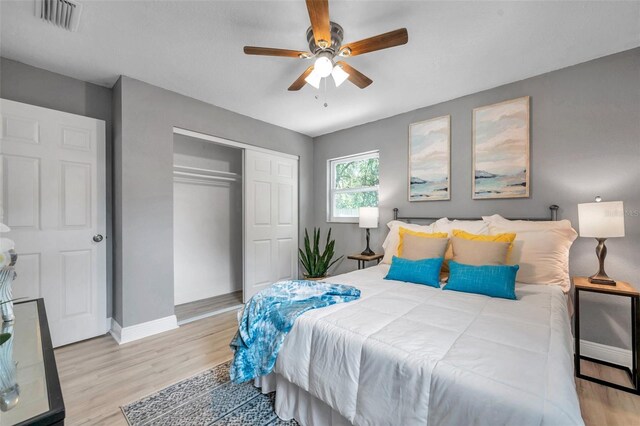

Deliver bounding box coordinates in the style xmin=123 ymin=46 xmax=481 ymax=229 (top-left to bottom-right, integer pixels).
xmin=0 ymin=299 xmax=65 ymax=426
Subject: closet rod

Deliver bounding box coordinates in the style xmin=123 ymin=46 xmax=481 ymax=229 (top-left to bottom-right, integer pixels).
xmin=173 ymin=171 xmax=239 ymax=182
xmin=173 ymin=177 xmax=234 ymax=187
xmin=173 ymin=165 xmax=240 ymax=178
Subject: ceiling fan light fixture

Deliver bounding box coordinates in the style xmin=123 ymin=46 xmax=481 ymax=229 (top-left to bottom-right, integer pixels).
xmin=244 ymin=0 xmax=409 ymax=91
xmin=331 ymin=64 xmax=349 ymax=87
xmin=314 ymin=53 xmax=334 ymax=78
xmin=304 ymin=69 xmax=322 ymax=89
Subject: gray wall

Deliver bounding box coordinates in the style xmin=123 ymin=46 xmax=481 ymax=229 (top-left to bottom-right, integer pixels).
xmin=313 ymin=48 xmax=640 ymax=349
xmin=0 ymin=58 xmax=115 ymax=316
xmin=113 ymin=76 xmax=314 ymax=327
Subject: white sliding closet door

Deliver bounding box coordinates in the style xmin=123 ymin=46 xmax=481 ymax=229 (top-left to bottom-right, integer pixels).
xmin=244 ymin=149 xmax=298 ymax=302
xmin=0 ymin=99 xmax=107 ymax=347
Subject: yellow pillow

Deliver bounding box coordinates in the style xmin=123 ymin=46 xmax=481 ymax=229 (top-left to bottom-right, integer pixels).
xmin=397 ymin=227 xmax=448 ymax=256
xmin=441 ymin=229 xmax=517 ymax=272
xmin=452 ymin=229 xmax=516 ymax=248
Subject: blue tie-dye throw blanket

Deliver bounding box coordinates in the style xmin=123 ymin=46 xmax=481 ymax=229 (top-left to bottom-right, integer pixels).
xmin=229 ymin=280 xmax=361 ymax=383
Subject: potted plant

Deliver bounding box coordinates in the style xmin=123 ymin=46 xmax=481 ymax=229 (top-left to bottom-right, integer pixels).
xmin=299 ymin=228 xmax=343 ymax=280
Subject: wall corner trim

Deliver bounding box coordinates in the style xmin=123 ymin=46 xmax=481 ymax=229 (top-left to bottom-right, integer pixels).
xmin=579 ymin=339 xmax=633 ymax=369
xmin=109 ymin=315 xmax=178 ymax=345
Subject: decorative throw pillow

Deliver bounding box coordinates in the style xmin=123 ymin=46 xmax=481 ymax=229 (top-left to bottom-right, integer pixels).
xmin=431 ymin=220 xmax=491 ymax=272
xmin=384 ymin=256 xmax=443 ymax=288
xmin=482 ymin=215 xmax=577 ymax=292
xmin=381 ymin=220 xmax=437 ymax=264
xmin=452 ymin=229 xmax=516 ymax=247
xmin=444 ymin=261 xmax=519 ymax=300
xmin=450 ymin=237 xmax=511 ymax=265
xmin=397 ymin=228 xmax=449 ymax=260
xmin=440 ymin=228 xmax=515 ymax=272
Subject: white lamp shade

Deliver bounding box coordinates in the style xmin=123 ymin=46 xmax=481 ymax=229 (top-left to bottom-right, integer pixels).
xmin=578 ymin=201 xmax=625 ymax=238
xmin=359 ymin=207 xmax=379 ymax=229
xmin=304 ymin=70 xmax=322 ymax=89
xmin=331 ymin=65 xmax=349 ymax=87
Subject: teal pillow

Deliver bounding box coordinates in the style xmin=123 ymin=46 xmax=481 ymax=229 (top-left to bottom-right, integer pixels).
xmin=444 ymin=261 xmax=519 ymax=300
xmin=384 ymin=256 xmax=443 ymax=288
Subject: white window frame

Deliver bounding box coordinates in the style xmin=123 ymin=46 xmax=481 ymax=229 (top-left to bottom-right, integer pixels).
xmin=327 ymin=150 xmax=379 ymax=223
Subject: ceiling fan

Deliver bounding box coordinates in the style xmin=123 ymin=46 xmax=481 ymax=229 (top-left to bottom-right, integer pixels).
xmin=244 ymin=0 xmax=408 ymax=91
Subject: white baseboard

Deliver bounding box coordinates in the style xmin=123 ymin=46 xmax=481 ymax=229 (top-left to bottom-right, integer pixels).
xmin=110 ymin=315 xmax=178 ymax=345
xmin=176 ymin=304 xmax=243 ymax=326
xmin=579 ymin=339 xmax=632 ymax=369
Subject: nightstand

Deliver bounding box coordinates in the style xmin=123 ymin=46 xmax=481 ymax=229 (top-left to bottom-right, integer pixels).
xmin=347 ymin=253 xmax=383 ymax=270
xmin=573 ymin=276 xmax=639 ymax=395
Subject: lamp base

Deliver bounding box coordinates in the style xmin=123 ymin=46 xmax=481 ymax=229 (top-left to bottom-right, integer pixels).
xmin=589 ymin=238 xmax=616 ymax=285
xmin=361 ymin=228 xmax=374 ymax=256
xmin=588 ymin=274 xmax=617 ymax=286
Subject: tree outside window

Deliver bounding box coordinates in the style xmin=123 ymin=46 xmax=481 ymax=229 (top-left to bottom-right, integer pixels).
xmin=328 ymin=151 xmax=379 ymax=222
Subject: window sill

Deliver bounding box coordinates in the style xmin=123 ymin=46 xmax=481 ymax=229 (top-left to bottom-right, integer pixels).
xmin=327 ymin=217 xmax=359 ymax=224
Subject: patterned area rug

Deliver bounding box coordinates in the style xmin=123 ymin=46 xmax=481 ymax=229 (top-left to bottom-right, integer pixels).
xmin=121 ymin=360 xmax=298 ymax=425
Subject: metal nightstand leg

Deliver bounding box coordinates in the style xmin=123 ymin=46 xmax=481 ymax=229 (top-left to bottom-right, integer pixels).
xmin=575 ymin=288 xmax=581 ymax=376
xmin=633 ymin=296 xmax=638 ymax=389
xmin=575 ymin=289 xmax=640 ymax=395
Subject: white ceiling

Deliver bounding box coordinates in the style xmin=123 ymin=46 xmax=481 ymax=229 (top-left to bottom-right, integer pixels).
xmin=1 ymin=1 xmax=639 ymax=137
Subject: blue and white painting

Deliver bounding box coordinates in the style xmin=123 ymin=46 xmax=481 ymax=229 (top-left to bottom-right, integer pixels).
xmin=409 ymin=115 xmax=450 ymax=201
xmin=473 ymin=96 xmax=530 ymax=199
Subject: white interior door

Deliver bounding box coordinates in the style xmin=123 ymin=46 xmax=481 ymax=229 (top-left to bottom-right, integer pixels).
xmin=0 ymin=99 xmax=107 ymax=347
xmin=244 ymin=149 xmax=298 ymax=302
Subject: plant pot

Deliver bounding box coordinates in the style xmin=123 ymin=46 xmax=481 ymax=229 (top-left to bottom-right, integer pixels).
xmin=304 ymin=275 xmax=327 ymax=281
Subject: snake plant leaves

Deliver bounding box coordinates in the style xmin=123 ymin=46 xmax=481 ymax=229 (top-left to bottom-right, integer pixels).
xmin=299 ymin=227 xmax=343 ymax=278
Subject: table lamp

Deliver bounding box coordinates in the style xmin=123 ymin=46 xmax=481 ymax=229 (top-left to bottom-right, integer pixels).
xmin=578 ymin=198 xmax=625 ymax=285
xmin=359 ymin=207 xmax=379 ymax=256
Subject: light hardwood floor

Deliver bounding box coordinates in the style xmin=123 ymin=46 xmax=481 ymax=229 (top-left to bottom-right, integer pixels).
xmin=174 ymin=290 xmax=243 ymax=323
xmin=55 ymin=310 xmax=239 ymax=425
xmin=55 ymin=311 xmax=640 ymax=425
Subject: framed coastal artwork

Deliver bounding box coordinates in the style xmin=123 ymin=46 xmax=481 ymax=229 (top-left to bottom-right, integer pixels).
xmin=408 ymin=115 xmax=451 ymax=201
xmin=472 ymin=96 xmax=530 ymax=199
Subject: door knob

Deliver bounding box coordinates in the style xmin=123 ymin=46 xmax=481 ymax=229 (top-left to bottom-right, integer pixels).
xmin=93 ymin=234 xmax=104 ymax=243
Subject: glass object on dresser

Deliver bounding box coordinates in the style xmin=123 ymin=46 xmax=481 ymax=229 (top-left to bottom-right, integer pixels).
xmin=0 ymin=300 xmax=64 ymax=426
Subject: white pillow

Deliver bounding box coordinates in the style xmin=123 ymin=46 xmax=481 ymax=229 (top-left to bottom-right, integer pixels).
xmin=432 ymin=218 xmax=490 ymax=236
xmin=381 ymin=220 xmax=436 ymax=264
xmin=483 ymin=215 xmax=577 ymax=291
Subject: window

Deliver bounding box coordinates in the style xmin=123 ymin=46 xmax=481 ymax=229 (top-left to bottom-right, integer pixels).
xmin=327 ymin=151 xmax=379 ymax=222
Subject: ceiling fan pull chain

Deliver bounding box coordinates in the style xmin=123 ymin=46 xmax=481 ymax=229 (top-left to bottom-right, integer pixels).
xmin=323 ymin=78 xmax=328 ymax=108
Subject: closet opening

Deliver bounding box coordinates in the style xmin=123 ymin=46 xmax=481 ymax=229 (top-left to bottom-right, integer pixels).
xmin=173 ymin=132 xmax=243 ymax=324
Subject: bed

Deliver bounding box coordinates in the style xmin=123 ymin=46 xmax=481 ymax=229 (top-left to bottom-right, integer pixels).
xmin=257 ymin=265 xmax=583 ymax=425
xmin=255 ymin=207 xmax=584 ymax=425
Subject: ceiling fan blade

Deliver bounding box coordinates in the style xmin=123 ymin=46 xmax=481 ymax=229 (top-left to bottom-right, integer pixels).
xmin=336 ymin=61 xmax=372 ymax=89
xmin=244 ymin=46 xmax=310 ymax=58
xmin=305 ymin=0 xmax=330 ymax=48
xmin=339 ymin=28 xmax=408 ymax=57
xmin=288 ymin=66 xmax=315 ymax=91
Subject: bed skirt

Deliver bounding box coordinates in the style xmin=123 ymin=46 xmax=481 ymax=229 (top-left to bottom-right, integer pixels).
xmin=255 ymin=374 xmax=352 ymax=426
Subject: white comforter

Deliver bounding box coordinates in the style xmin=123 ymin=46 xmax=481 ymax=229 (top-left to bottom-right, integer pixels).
xmin=272 ymin=265 xmax=584 ymax=425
